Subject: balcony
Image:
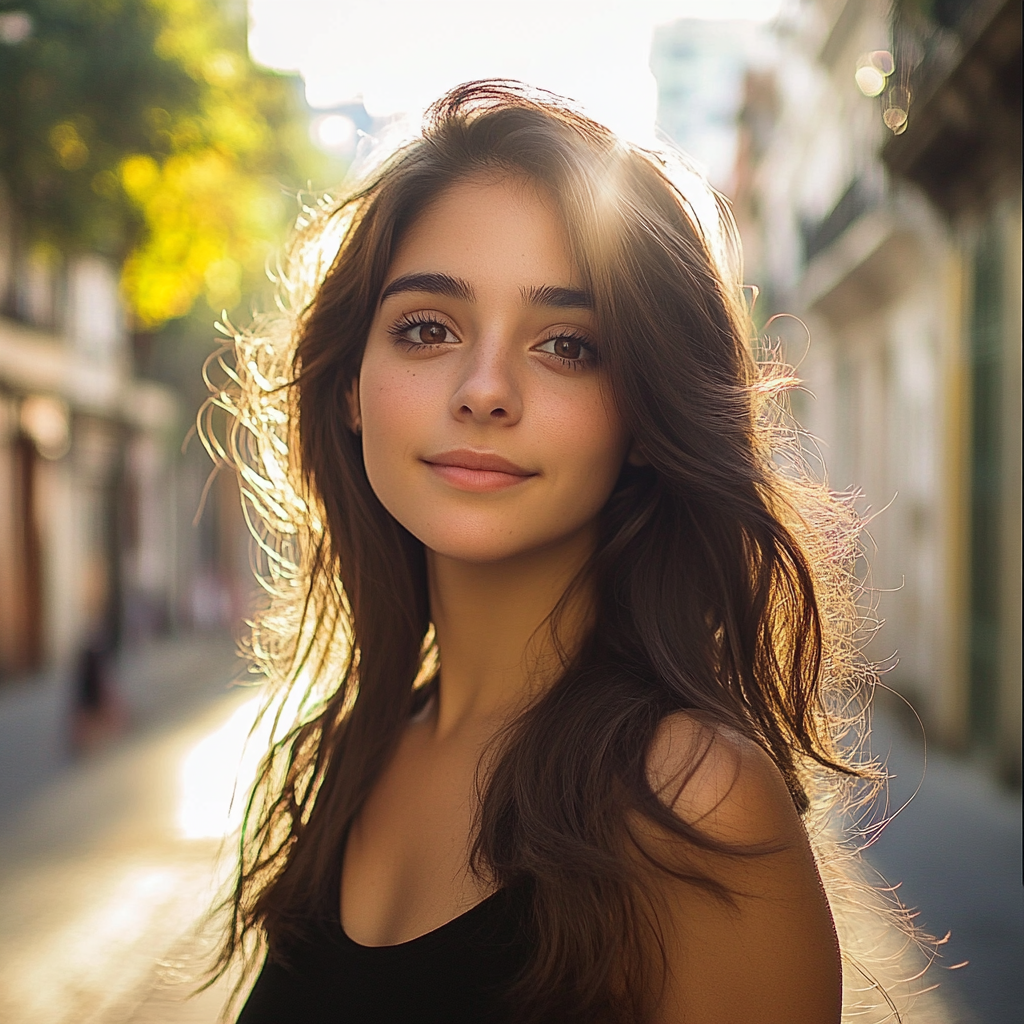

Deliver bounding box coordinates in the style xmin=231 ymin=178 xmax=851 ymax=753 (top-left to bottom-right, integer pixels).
xmin=882 ymin=0 xmax=1022 ymax=217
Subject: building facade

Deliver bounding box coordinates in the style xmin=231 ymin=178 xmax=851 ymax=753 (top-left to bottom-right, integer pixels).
xmin=730 ymin=0 xmax=1020 ymax=781
xmin=0 ymin=179 xmax=248 ymax=691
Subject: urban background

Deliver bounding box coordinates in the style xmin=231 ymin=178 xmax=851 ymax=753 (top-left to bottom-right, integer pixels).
xmin=0 ymin=1 xmax=1019 ymax=1022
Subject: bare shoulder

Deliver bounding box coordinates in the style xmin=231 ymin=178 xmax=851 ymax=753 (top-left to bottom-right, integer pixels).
xmin=641 ymin=713 xmax=841 ymax=1023
xmin=646 ymin=712 xmax=804 ymax=850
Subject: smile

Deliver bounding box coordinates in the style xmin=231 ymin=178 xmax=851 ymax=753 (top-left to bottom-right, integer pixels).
xmin=422 ymin=449 xmax=537 ymax=492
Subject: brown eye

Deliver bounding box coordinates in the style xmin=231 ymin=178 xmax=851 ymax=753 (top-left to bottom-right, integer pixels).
xmin=418 ymin=323 xmax=448 ymax=344
xmin=554 ymin=337 xmax=582 ymax=359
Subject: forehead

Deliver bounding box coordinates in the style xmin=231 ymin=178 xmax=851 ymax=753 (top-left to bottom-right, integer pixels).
xmin=387 ymin=174 xmax=579 ymax=287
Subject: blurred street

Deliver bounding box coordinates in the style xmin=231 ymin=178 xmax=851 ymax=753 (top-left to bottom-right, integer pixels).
xmin=0 ymin=634 xmax=249 ymax=1024
xmin=0 ymin=642 xmax=1019 ymax=1023
xmin=862 ymin=707 xmax=1023 ymax=1024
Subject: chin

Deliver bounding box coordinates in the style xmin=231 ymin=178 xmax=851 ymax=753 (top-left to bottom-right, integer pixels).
xmin=373 ymin=478 xmax=606 ymax=567
xmin=413 ymin=524 xmax=547 ymax=566
xmin=410 ymin=510 xmax=598 ymax=568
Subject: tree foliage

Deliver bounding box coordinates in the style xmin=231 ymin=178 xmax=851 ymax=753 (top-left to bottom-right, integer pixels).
xmin=0 ymin=0 xmax=324 ymax=327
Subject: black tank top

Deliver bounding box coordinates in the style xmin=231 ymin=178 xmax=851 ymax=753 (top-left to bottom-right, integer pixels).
xmin=236 ymin=883 xmax=533 ymax=1024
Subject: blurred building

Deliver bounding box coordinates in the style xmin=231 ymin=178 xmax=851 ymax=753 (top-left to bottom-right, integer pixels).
xmin=0 ymin=181 xmax=249 ymax=690
xmin=730 ymin=0 xmax=1020 ymax=782
xmin=650 ymin=18 xmax=768 ymax=189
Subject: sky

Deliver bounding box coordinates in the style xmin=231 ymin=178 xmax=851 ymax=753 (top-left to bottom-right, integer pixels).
xmin=248 ymin=0 xmax=786 ymax=148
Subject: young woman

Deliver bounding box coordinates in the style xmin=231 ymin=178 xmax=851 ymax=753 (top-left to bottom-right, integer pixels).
xmin=213 ymin=81 xmax=885 ymax=1023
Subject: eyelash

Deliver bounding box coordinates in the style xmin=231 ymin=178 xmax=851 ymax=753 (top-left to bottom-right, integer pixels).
xmin=386 ymin=314 xmax=598 ymax=370
xmin=387 ymin=313 xmax=457 ymax=348
xmin=534 ymin=329 xmax=598 ymax=371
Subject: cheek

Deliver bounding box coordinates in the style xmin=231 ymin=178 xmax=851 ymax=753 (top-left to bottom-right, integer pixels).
xmin=361 ymin=367 xmax=429 ymax=439
xmin=551 ymin=380 xmax=625 ymax=462
xmin=358 ymin=356 xmax=434 ymax=491
xmin=539 ymin=386 xmax=629 ymax=505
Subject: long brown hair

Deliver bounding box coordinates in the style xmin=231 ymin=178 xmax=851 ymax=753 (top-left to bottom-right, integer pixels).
xmin=209 ymin=81 xmax=876 ymax=1022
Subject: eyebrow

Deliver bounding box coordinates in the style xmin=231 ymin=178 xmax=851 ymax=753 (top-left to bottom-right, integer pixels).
xmin=379 ymin=272 xmax=475 ymax=304
xmin=378 ymin=272 xmax=593 ymax=311
xmin=521 ymin=284 xmax=594 ymax=310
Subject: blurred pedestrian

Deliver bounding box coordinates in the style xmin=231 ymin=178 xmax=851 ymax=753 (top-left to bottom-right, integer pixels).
xmin=69 ymin=557 xmax=126 ymax=754
xmin=210 ymin=82 xmax=923 ymax=1023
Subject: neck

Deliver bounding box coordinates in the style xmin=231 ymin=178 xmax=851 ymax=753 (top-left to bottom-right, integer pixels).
xmin=426 ymin=524 xmax=597 ymax=737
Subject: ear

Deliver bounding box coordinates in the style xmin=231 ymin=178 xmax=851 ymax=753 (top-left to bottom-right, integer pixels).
xmin=345 ymin=378 xmax=362 ymax=435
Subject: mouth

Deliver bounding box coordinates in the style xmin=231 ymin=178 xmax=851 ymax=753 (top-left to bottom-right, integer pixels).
xmin=422 ymin=449 xmax=537 ymax=492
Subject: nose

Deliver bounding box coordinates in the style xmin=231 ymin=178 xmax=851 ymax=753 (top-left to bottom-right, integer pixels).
xmin=449 ymin=336 xmax=523 ymax=425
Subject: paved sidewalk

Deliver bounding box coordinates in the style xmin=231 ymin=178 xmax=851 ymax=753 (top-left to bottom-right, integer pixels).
xmin=0 ymin=632 xmax=243 ymax=822
xmin=862 ymin=708 xmax=1023 ymax=1024
xmin=0 ymin=634 xmax=252 ymax=1024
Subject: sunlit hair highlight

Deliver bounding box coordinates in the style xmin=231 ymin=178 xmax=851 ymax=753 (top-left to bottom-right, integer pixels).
xmin=203 ymin=81 xmax=936 ymax=1022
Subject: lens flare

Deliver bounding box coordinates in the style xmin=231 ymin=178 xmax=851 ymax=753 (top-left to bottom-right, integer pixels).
xmin=855 ymin=65 xmax=886 ymax=98
xmin=855 ymin=51 xmax=893 ymax=97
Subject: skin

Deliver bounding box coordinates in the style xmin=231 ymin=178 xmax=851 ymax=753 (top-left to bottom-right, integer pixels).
xmin=341 ymin=174 xmax=842 ymax=1023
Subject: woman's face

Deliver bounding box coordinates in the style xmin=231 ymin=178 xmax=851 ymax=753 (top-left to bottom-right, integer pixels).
xmin=357 ymin=174 xmax=629 ymax=564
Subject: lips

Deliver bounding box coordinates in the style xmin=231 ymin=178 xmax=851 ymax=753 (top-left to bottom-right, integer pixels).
xmin=422 ymin=449 xmax=536 ymax=492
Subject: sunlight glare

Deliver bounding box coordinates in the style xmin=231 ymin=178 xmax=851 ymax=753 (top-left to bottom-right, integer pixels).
xmin=178 ymin=683 xmax=308 ymax=840
xmin=313 ymin=112 xmax=358 ymax=154
xmin=249 ymin=0 xmax=786 ymax=146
